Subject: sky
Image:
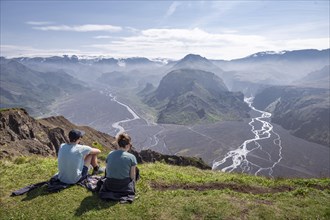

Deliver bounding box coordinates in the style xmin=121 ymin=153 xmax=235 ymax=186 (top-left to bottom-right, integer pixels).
xmin=0 ymin=0 xmax=329 ymax=60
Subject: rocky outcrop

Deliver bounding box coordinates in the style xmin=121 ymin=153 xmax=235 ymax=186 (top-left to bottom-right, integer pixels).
xmin=131 ymin=149 xmax=211 ymax=170
xmin=38 ymin=115 xmax=116 ymax=153
xmin=0 ymin=108 xmax=55 ymax=158
xmin=0 ymin=108 xmax=116 ymax=158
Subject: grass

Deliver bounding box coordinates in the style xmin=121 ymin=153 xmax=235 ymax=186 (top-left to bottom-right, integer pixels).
xmin=0 ymin=107 xmax=26 ymax=113
xmin=91 ymin=142 xmax=109 ymax=161
xmin=1 ymin=156 xmax=330 ymax=219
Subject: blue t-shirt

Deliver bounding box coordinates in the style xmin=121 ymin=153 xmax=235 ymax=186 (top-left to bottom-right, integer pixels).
xmin=58 ymin=143 xmax=92 ymax=184
xmin=106 ymin=150 xmax=137 ymax=179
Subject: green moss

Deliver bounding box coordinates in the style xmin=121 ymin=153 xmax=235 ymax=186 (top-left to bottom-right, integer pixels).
xmin=0 ymin=108 xmax=25 ymax=113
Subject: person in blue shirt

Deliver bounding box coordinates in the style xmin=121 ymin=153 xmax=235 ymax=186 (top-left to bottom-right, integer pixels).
xmin=99 ymin=132 xmax=138 ymax=202
xmin=106 ymin=132 xmax=137 ymax=182
xmin=57 ymin=129 xmax=104 ymax=184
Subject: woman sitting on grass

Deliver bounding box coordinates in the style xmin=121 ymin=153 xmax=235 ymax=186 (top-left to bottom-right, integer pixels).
xmin=99 ymin=132 xmax=138 ymax=203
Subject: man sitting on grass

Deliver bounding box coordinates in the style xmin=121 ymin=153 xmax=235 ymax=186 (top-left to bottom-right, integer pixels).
xmin=57 ymin=129 xmax=104 ymax=184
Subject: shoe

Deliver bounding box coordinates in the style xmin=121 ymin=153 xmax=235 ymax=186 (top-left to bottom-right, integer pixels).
xmin=92 ymin=166 xmax=105 ymax=175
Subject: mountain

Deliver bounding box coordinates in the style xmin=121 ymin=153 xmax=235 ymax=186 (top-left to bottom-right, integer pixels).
xmin=169 ymin=54 xmax=235 ymax=85
xmin=144 ymin=68 xmax=250 ymax=125
xmin=212 ymin=48 xmax=330 ymax=90
xmin=14 ymin=55 xmax=161 ymax=70
xmin=0 ymin=108 xmax=210 ymax=169
xmin=137 ymin=82 xmax=156 ymax=96
xmin=172 ymin=54 xmax=220 ymax=72
xmin=8 ymin=49 xmax=328 ymax=91
xmin=94 ymin=57 xmax=118 ymax=65
xmin=11 ymin=55 xmax=165 ymax=86
xmin=234 ymin=49 xmax=329 ymax=62
xmin=0 ymin=58 xmax=87 ymax=115
xmin=294 ymin=65 xmax=330 ymax=89
xmin=14 ymin=55 xmax=80 ymax=65
xmin=253 ymin=86 xmax=330 ymax=147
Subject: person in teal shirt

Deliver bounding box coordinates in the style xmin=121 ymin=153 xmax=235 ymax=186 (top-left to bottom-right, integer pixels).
xmin=106 ymin=133 xmax=137 ymax=181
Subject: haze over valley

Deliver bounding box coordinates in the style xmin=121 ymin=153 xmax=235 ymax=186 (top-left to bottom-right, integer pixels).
xmin=1 ymin=48 xmax=329 ymax=178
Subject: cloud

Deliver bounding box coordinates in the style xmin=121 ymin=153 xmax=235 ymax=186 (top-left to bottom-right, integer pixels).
xmin=33 ymin=24 xmax=122 ymax=32
xmin=0 ymin=45 xmax=83 ymax=58
xmin=165 ymin=2 xmax=181 ymax=18
xmin=26 ymin=21 xmax=53 ymax=25
xmin=85 ymin=28 xmax=330 ymax=59
xmin=2 ymin=28 xmax=328 ymax=59
xmin=93 ymin=35 xmax=113 ymax=39
xmin=279 ymin=38 xmax=330 ymax=50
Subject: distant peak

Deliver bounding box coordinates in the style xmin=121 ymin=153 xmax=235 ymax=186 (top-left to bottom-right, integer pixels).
xmin=182 ymin=54 xmax=208 ymax=61
xmin=248 ymin=50 xmax=287 ymax=58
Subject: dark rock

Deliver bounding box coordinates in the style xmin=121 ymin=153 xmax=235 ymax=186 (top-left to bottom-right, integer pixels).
xmin=130 ymin=149 xmax=211 ymax=170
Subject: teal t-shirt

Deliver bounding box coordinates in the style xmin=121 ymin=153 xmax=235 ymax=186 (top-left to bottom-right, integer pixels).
xmin=58 ymin=143 xmax=92 ymax=184
xmin=106 ymin=150 xmax=137 ymax=179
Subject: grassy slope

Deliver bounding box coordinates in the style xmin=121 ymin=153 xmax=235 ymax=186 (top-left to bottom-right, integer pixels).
xmin=1 ymin=157 xmax=330 ymax=220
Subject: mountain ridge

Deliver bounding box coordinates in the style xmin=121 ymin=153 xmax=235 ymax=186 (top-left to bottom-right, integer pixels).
xmin=0 ymin=58 xmax=87 ymax=115
xmin=253 ymin=85 xmax=330 ymax=147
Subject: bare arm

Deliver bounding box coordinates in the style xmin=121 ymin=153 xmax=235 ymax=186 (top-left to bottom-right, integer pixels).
xmin=89 ymin=148 xmax=101 ymax=155
xmin=130 ymin=165 xmax=136 ymax=181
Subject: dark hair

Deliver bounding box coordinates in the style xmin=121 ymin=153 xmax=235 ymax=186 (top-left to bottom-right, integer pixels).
xmin=68 ymin=129 xmax=84 ymax=142
xmin=117 ymin=133 xmax=131 ymax=148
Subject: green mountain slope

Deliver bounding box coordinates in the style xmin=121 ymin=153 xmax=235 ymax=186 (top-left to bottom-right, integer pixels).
xmin=144 ymin=69 xmax=250 ymax=125
xmin=253 ymin=86 xmax=330 ymax=147
xmin=1 ymin=157 xmax=329 ymax=219
xmin=0 ymin=59 xmax=87 ymax=115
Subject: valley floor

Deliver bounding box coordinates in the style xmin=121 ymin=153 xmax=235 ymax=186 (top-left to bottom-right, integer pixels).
xmin=45 ymin=89 xmax=330 ymax=178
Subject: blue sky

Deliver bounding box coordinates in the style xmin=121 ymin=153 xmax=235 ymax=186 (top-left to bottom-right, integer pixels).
xmin=1 ymin=1 xmax=329 ymax=60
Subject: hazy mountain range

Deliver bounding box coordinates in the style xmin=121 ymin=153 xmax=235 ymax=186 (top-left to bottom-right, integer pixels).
xmin=0 ymin=57 xmax=87 ymax=115
xmin=9 ymin=48 xmax=329 ymax=87
xmin=1 ymin=48 xmax=329 ymax=146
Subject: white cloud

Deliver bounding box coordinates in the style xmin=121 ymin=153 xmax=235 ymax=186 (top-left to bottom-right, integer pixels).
xmin=2 ymin=28 xmax=328 ymax=60
xmin=278 ymin=38 xmax=330 ymax=50
xmin=85 ymin=28 xmax=329 ymax=59
xmin=0 ymin=45 xmax=82 ymax=58
xmin=26 ymin=21 xmax=53 ymax=25
xmin=93 ymin=35 xmax=113 ymax=39
xmin=33 ymin=24 xmax=122 ymax=32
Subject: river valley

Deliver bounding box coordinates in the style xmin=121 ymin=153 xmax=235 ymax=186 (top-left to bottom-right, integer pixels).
xmin=48 ymin=88 xmax=330 ymax=178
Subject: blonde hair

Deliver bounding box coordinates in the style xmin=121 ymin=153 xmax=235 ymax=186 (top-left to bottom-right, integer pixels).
xmin=117 ymin=133 xmax=131 ymax=148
